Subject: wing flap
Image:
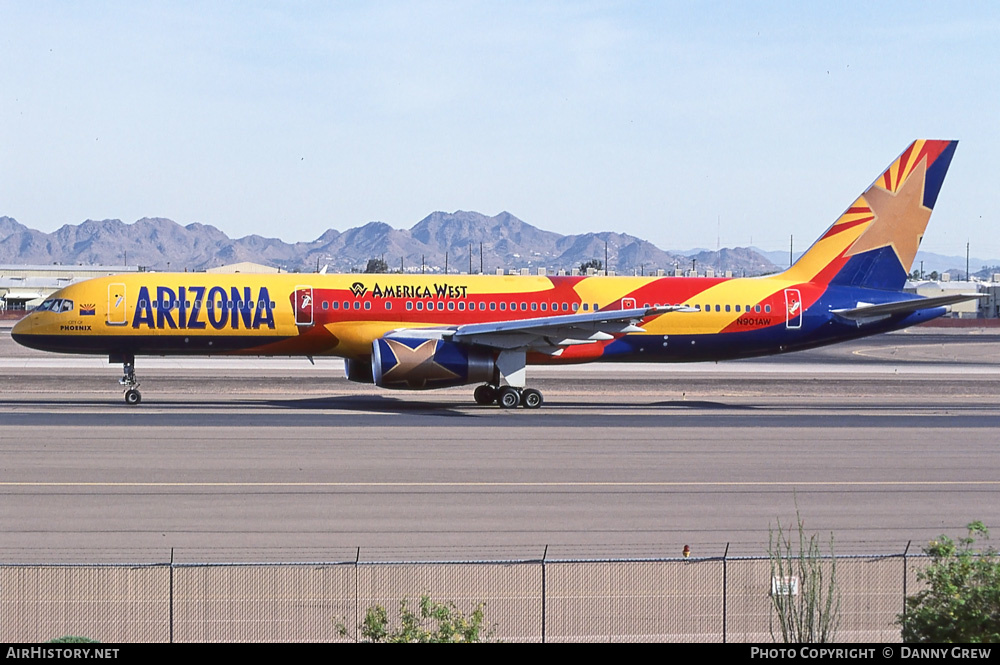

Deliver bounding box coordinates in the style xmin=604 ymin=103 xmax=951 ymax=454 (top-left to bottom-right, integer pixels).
xmin=385 ymin=305 xmax=688 ymax=351
xmin=450 ymin=305 xmax=681 ymax=348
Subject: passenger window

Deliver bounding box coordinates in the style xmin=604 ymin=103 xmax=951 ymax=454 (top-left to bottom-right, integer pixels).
xmin=479 ymin=302 xmax=486 ymax=310
xmin=364 ymin=302 xmax=371 ymax=310
xmin=500 ymin=303 xmax=506 ymax=311
xmin=765 ymin=304 xmax=771 ymax=313
xmin=562 ymin=303 xmax=568 ymax=311
xmin=715 ymin=305 xmax=721 ymax=312
xmin=417 ymin=302 xmax=424 ymax=311
xmin=332 ymin=301 xmax=339 ymax=310
xmin=572 ymin=303 xmax=579 ymax=312
xmin=459 ymin=302 xmax=466 ymax=311
xmin=437 ymin=302 xmax=444 ymax=311
xmin=490 ymin=302 xmax=496 ymax=311
xmin=322 ymin=301 xmax=329 ymax=310
xmin=386 ymin=302 xmax=392 ymax=310
xmin=520 ymin=302 xmax=527 ymax=311
xmin=406 ymin=301 xmax=413 ymax=311
xmin=725 ymin=305 xmax=731 ymax=312
xmin=755 ymin=305 xmax=761 ymax=313
xmin=448 ymin=302 xmax=455 ymax=311
xmin=531 ymin=303 xmax=537 ymax=311
xmin=541 ymin=303 xmax=547 ymax=311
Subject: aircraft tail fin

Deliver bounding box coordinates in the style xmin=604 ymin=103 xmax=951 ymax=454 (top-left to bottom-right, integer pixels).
xmin=781 ymin=140 xmax=958 ymax=290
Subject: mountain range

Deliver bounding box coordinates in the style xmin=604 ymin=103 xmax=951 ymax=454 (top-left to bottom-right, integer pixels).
xmin=0 ymin=212 xmax=781 ymax=276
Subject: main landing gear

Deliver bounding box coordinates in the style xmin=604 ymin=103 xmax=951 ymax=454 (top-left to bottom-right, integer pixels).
xmin=472 ymin=349 xmax=543 ymax=409
xmin=473 ymin=384 xmax=544 ymax=409
xmin=118 ymin=355 xmax=141 ymax=405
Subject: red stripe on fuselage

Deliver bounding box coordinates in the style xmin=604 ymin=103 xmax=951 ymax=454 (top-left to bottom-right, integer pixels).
xmin=304 ymin=276 xmax=596 ymax=326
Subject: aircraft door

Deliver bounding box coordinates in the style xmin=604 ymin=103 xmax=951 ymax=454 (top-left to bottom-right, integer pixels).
xmin=107 ymin=283 xmax=127 ymax=326
xmin=294 ymin=286 xmax=314 ymax=326
xmin=785 ymin=289 xmax=802 ymax=329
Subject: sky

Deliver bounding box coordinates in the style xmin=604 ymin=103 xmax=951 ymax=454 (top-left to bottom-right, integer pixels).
xmin=2 ymin=1 xmax=999 ymax=258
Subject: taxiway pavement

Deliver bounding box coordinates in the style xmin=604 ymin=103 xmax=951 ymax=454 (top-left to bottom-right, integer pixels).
xmin=1 ymin=326 xmax=998 ymax=563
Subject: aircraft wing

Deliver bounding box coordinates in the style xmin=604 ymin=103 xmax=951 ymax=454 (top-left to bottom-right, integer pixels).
xmin=384 ymin=305 xmax=692 ymax=351
xmin=831 ymin=293 xmax=985 ymax=321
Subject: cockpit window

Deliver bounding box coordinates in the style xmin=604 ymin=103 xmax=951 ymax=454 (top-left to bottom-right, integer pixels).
xmin=34 ymin=299 xmax=73 ymax=312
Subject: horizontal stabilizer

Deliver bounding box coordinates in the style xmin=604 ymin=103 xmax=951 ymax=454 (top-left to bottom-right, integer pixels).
xmin=831 ymin=293 xmax=985 ymax=321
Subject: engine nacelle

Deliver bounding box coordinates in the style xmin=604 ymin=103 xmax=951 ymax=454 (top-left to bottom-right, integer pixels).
xmin=371 ymin=337 xmax=495 ymax=390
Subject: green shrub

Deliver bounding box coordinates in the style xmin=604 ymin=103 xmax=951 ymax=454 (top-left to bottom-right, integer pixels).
xmin=899 ymin=521 xmax=1000 ymax=643
xmin=337 ymin=594 xmax=495 ymax=643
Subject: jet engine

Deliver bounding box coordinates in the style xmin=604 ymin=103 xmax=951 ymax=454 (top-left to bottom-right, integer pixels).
xmin=370 ymin=337 xmax=495 ymax=390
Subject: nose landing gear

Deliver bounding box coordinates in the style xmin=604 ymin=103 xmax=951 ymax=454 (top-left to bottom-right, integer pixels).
xmin=117 ymin=355 xmax=141 ymax=405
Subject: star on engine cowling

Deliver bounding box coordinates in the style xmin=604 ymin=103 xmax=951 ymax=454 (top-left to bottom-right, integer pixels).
xmin=379 ymin=338 xmax=460 ymax=388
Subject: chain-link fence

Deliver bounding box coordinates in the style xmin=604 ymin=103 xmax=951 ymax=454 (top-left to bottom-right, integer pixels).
xmin=0 ymin=551 xmax=926 ymax=642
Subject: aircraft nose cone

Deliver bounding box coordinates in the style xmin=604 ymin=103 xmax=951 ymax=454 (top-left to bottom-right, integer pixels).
xmin=10 ymin=313 xmax=34 ymax=345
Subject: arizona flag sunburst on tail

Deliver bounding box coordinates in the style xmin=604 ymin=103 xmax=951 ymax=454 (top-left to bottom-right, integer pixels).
xmin=786 ymin=140 xmax=957 ymax=290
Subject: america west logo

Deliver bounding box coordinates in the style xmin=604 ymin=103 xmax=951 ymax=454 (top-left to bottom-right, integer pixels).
xmin=367 ymin=282 xmax=470 ymax=299
xmin=350 ymin=282 xmax=367 ymax=297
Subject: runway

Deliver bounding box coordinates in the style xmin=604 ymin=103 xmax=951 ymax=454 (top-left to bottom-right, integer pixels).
xmin=1 ymin=325 xmax=999 ymax=563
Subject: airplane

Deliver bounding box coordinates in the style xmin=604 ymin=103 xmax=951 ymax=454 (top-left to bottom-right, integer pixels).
xmin=11 ymin=139 xmax=981 ymax=408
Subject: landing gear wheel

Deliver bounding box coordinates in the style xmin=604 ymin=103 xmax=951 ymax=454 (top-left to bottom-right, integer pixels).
xmin=497 ymin=386 xmax=521 ymax=409
xmin=521 ymin=388 xmax=543 ymax=409
xmin=474 ymin=384 xmax=496 ymax=405
xmin=124 ymin=389 xmax=142 ymax=405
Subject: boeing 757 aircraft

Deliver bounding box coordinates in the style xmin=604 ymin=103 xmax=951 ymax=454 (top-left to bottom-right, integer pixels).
xmin=12 ymin=140 xmax=978 ymax=408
